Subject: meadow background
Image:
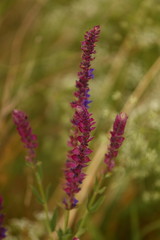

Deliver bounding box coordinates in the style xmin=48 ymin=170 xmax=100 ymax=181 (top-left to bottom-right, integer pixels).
xmin=0 ymin=0 xmax=160 ymax=239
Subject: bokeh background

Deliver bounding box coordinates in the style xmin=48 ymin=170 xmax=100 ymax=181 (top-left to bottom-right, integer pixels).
xmin=0 ymin=0 xmax=160 ymax=239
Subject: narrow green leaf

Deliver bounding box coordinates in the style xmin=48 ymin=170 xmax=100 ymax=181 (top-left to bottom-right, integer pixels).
xmin=50 ymin=208 xmax=58 ymax=231
xmin=76 ymin=227 xmax=86 ymax=237
xmin=46 ymin=183 xmax=52 ymax=201
xmin=104 ymin=172 xmax=112 ymax=178
xmin=62 ymin=232 xmax=73 ymax=240
xmin=57 ymin=228 xmax=63 ymax=238
xmin=57 ymin=228 xmax=73 ymax=240
xmin=97 ymin=186 xmax=106 ymax=195
xmin=25 ymin=161 xmax=34 ymax=169
xmin=88 ymin=195 xmax=105 ymax=213
xmin=93 ymin=177 xmax=99 ymax=190
xmin=37 ymin=162 xmax=43 ymax=179
xmin=31 ymin=185 xmax=44 ymax=204
xmin=77 ymin=218 xmax=83 ymax=228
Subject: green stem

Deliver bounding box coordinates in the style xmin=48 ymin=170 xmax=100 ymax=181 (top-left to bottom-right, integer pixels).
xmin=35 ymin=171 xmax=54 ymax=240
xmin=90 ymin=176 xmax=103 ymax=206
xmin=76 ymin=211 xmax=88 ymax=237
xmin=64 ymin=210 xmax=70 ymax=232
xmin=76 ymin=175 xmax=104 ymax=237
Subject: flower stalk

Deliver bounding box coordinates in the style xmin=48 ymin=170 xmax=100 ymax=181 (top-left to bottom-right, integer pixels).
xmin=104 ymin=112 xmax=128 ymax=172
xmin=64 ymin=210 xmax=70 ymax=233
xmin=63 ymin=25 xmax=100 ymax=211
xmin=35 ymin=169 xmax=54 ymax=240
xmin=12 ymin=109 xmax=38 ymax=163
xmin=75 ymin=175 xmax=104 ymax=238
xmin=12 ymin=109 xmax=54 ymax=240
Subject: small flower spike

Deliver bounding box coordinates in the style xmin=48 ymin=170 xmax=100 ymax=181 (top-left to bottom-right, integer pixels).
xmin=12 ymin=109 xmax=38 ymax=163
xmin=63 ymin=26 xmax=100 ymax=210
xmin=104 ymin=113 xmax=128 ymax=172
xmin=0 ymin=196 xmax=7 ymax=239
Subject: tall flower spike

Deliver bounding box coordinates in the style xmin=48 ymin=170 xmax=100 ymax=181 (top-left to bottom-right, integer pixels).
xmin=71 ymin=25 xmax=100 ymax=109
xmin=0 ymin=196 xmax=7 ymax=239
xmin=104 ymin=113 xmax=128 ymax=172
xmin=63 ymin=26 xmax=100 ymax=210
xmin=12 ymin=109 xmax=38 ymax=163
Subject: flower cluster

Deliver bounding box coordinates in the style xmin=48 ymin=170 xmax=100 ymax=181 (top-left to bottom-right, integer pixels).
xmin=63 ymin=26 xmax=100 ymax=209
xmin=0 ymin=196 xmax=7 ymax=239
xmin=72 ymin=25 xmax=100 ymax=109
xmin=64 ymin=106 xmax=96 ymax=209
xmin=104 ymin=113 xmax=128 ymax=172
xmin=10 ymin=25 xmax=129 ymax=239
xmin=12 ymin=109 xmax=38 ymax=163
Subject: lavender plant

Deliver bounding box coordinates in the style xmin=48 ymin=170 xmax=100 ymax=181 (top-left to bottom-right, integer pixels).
xmin=63 ymin=25 xmax=100 ymax=210
xmin=12 ymin=110 xmax=53 ymax=239
xmin=11 ymin=26 xmax=128 ymax=240
xmin=12 ymin=109 xmax=38 ymax=163
xmin=104 ymin=112 xmax=128 ymax=172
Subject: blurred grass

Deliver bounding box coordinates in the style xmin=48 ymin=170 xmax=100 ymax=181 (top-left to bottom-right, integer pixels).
xmin=0 ymin=0 xmax=160 ymax=239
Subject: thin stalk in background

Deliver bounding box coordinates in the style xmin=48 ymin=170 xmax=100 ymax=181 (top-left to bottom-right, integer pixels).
xmin=35 ymin=168 xmax=53 ymax=239
xmin=64 ymin=210 xmax=70 ymax=233
xmin=12 ymin=109 xmax=54 ymax=240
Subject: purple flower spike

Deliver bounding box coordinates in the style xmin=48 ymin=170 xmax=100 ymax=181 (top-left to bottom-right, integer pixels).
xmin=63 ymin=26 xmax=100 ymax=210
xmin=64 ymin=106 xmax=96 ymax=209
xmin=72 ymin=25 xmax=100 ymax=109
xmin=12 ymin=109 xmax=38 ymax=163
xmin=104 ymin=113 xmax=128 ymax=172
xmin=0 ymin=196 xmax=7 ymax=239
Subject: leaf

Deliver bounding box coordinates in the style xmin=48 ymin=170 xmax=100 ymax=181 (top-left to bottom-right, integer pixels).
xmin=57 ymin=228 xmax=73 ymax=240
xmin=37 ymin=162 xmax=43 ymax=179
xmin=104 ymin=172 xmax=112 ymax=178
xmin=88 ymin=195 xmax=105 ymax=213
xmin=62 ymin=232 xmax=73 ymax=240
xmin=76 ymin=227 xmax=86 ymax=237
xmin=94 ymin=177 xmax=99 ymax=187
xmin=46 ymin=183 xmax=52 ymax=201
xmin=50 ymin=208 xmax=58 ymax=231
xmin=97 ymin=186 xmax=107 ymax=195
xmin=25 ymin=162 xmax=34 ymax=169
xmin=31 ymin=185 xmax=44 ymax=204
xmin=57 ymin=228 xmax=63 ymax=239
xmin=75 ymin=219 xmax=87 ymax=237
xmin=93 ymin=176 xmax=103 ymax=192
